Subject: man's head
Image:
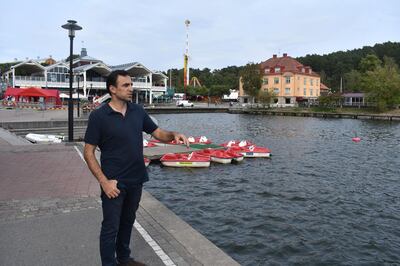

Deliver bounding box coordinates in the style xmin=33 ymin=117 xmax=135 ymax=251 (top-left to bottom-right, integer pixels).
xmin=106 ymin=70 xmax=133 ymax=101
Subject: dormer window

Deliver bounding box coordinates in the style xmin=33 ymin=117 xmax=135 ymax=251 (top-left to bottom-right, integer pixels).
xmin=275 ymin=67 xmax=280 ymax=73
xmin=265 ymin=68 xmax=270 ymax=74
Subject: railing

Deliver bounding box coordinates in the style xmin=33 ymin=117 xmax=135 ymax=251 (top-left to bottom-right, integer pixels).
xmin=15 ymin=76 xmax=45 ymax=81
xmin=14 ymin=76 xmax=45 ymax=87
xmin=86 ymin=81 xmax=106 ymax=89
xmin=152 ymin=85 xmax=167 ymax=91
xmin=133 ymin=81 xmax=151 ymax=89
xmin=47 ymin=81 xmax=71 ymax=88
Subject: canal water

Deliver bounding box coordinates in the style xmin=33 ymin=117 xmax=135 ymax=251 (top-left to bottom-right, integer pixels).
xmin=145 ymin=113 xmax=400 ymax=265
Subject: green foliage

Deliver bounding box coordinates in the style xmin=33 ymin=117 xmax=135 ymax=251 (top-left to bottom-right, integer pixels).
xmin=166 ymin=66 xmax=243 ymax=97
xmin=359 ymin=54 xmax=382 ymax=73
xmin=257 ymin=90 xmax=275 ymax=107
xmin=318 ymin=93 xmax=344 ymax=107
xmin=297 ymin=42 xmax=400 ymax=91
xmin=344 ymin=70 xmax=362 ymax=92
xmin=0 ymin=62 xmax=19 ymax=75
xmin=240 ymin=63 xmax=261 ymax=100
xmin=362 ymin=56 xmax=400 ymax=111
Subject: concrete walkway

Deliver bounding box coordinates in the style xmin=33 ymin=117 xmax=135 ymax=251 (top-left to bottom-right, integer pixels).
xmin=0 ymin=126 xmax=240 ymax=266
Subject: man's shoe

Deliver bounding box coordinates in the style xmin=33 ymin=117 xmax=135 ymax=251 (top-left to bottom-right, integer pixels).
xmin=117 ymin=258 xmax=146 ymax=266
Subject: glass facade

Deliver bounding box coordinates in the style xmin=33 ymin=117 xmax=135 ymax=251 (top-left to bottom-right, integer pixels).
xmin=47 ymin=66 xmax=69 ymax=82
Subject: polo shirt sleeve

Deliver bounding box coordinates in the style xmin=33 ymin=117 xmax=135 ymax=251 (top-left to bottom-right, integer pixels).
xmin=143 ymin=110 xmax=158 ymax=134
xmin=84 ymin=111 xmax=101 ymax=145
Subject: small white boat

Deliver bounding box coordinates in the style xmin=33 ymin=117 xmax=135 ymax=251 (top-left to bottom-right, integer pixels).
xmin=25 ymin=133 xmax=65 ymax=143
xmin=160 ymin=152 xmax=210 ymax=168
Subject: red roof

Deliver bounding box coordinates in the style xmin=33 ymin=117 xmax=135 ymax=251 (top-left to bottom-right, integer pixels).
xmin=260 ymin=54 xmax=319 ymax=77
xmin=320 ymin=83 xmax=329 ymax=90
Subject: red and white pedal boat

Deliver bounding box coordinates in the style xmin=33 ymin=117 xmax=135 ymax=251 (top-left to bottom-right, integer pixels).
xmin=144 ymin=157 xmax=151 ymax=167
xmin=228 ymin=145 xmax=271 ymax=158
xmin=188 ymin=136 xmax=212 ymax=144
xmin=160 ymin=152 xmax=210 ymax=167
xmin=143 ymin=139 xmax=157 ymax=147
xmin=197 ymin=148 xmax=244 ymax=164
xmin=220 ymin=140 xmax=253 ymax=148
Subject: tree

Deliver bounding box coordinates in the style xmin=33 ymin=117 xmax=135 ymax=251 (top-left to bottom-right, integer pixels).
xmin=344 ymin=70 xmax=362 ymax=92
xmin=318 ymin=93 xmax=344 ymax=108
xmin=359 ymin=54 xmax=382 ymax=73
xmin=362 ymin=56 xmax=400 ymax=111
xmin=257 ymin=90 xmax=275 ymax=107
xmin=240 ymin=63 xmax=261 ymax=103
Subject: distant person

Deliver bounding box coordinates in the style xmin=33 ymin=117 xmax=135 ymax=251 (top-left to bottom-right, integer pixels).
xmin=84 ymin=70 xmax=189 ymax=266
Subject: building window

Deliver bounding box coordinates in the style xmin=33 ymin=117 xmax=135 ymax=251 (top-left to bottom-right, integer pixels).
xmin=310 ymin=88 xmax=313 ymax=96
xmin=285 ymin=77 xmax=290 ymax=84
xmin=275 ymin=67 xmax=280 ymax=73
xmin=310 ymin=79 xmax=314 ymax=86
xmin=274 ymin=88 xmax=280 ymax=94
xmin=285 ymin=88 xmax=290 ymax=95
xmin=304 ymin=88 xmax=307 ymax=96
xmin=317 ymin=79 xmax=319 ymax=86
xmin=262 ymin=78 xmax=268 ymax=85
xmin=265 ymin=69 xmax=270 ymax=74
xmin=274 ymin=77 xmax=279 ymax=84
xmin=304 ymin=78 xmax=307 ymax=85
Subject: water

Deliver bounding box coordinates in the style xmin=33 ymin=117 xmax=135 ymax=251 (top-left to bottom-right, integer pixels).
xmin=145 ymin=113 xmax=400 ymax=265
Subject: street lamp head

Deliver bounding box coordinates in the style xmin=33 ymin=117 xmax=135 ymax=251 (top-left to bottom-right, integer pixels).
xmin=61 ymin=20 xmax=82 ymax=38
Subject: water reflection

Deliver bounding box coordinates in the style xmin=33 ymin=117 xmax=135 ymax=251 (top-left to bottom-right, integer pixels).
xmin=146 ymin=114 xmax=400 ymax=265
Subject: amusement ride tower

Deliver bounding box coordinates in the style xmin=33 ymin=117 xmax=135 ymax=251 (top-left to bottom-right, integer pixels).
xmin=183 ymin=19 xmax=190 ymax=99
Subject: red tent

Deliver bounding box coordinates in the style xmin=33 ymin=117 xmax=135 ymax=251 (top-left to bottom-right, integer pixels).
xmin=4 ymin=88 xmax=23 ymax=101
xmin=4 ymin=87 xmax=61 ymax=105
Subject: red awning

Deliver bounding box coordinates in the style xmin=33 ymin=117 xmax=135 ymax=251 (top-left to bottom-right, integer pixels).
xmin=4 ymin=87 xmax=23 ymax=97
xmin=4 ymin=87 xmax=61 ymax=105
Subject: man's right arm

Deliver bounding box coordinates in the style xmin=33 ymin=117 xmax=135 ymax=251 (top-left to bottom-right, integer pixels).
xmin=83 ymin=143 xmax=120 ymax=198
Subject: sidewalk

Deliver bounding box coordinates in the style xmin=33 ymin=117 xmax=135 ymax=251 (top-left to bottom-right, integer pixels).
xmin=0 ymin=129 xmax=240 ymax=266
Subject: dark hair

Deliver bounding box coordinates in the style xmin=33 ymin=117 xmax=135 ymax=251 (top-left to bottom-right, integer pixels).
xmin=106 ymin=70 xmax=130 ymax=94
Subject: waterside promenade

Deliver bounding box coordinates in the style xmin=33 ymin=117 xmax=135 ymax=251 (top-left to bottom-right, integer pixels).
xmin=0 ymin=121 xmax=240 ymax=265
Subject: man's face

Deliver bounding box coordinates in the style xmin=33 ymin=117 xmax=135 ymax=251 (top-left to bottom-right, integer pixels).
xmin=110 ymin=75 xmax=133 ymax=102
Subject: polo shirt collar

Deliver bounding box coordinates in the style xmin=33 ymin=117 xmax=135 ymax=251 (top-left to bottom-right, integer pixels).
xmin=105 ymin=102 xmax=134 ymax=115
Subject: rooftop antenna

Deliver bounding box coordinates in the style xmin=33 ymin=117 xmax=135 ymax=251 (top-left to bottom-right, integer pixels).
xmin=183 ymin=19 xmax=190 ymax=99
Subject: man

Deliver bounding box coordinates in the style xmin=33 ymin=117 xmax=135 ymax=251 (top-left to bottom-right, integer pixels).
xmin=84 ymin=70 xmax=189 ymax=266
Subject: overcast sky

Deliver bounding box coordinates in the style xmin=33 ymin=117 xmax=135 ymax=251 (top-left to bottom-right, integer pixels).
xmin=1 ymin=0 xmax=399 ymax=71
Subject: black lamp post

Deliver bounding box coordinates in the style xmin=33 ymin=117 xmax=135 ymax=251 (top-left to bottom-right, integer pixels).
xmin=76 ymin=74 xmax=81 ymax=117
xmin=62 ymin=20 xmax=82 ymax=142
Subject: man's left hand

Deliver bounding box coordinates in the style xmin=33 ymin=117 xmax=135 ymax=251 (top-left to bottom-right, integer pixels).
xmin=174 ymin=132 xmax=190 ymax=148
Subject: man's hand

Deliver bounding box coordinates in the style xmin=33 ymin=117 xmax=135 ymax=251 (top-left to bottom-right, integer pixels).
xmin=173 ymin=132 xmax=190 ymax=148
xmin=151 ymin=128 xmax=190 ymax=148
xmin=100 ymin=179 xmax=120 ymax=199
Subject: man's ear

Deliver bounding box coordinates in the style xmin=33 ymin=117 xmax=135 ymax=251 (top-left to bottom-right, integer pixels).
xmin=109 ymin=85 xmax=116 ymax=95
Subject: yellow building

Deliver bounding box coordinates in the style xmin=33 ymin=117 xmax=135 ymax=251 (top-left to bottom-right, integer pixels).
xmin=240 ymin=53 xmax=327 ymax=105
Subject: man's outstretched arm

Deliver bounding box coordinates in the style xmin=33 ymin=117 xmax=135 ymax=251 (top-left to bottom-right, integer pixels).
xmin=151 ymin=128 xmax=190 ymax=147
xmin=83 ymin=143 xmax=120 ymax=198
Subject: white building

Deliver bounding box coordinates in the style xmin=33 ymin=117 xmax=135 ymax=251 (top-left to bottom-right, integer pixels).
xmin=1 ymin=48 xmax=167 ymax=105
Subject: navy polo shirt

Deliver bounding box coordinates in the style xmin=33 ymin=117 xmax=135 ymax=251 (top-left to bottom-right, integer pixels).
xmin=84 ymin=102 xmax=158 ymax=185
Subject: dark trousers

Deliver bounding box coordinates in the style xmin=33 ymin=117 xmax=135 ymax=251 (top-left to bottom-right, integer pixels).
xmin=100 ymin=183 xmax=143 ymax=266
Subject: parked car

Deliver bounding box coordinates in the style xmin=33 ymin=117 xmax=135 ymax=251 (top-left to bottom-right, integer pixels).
xmin=176 ymin=100 xmax=194 ymax=107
